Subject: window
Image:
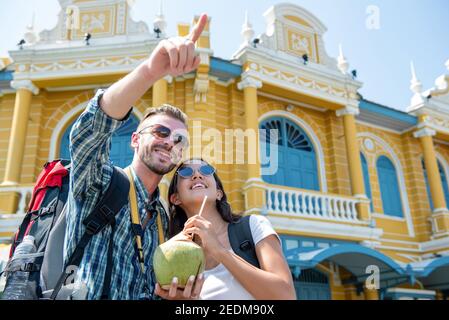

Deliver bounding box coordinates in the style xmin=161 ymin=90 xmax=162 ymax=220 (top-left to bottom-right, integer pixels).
xmin=361 ymin=153 xmax=374 ymax=212
xmin=260 ymin=117 xmax=319 ymax=190
xmin=422 ymin=159 xmax=449 ymax=210
xmin=376 ymin=156 xmax=403 ymax=217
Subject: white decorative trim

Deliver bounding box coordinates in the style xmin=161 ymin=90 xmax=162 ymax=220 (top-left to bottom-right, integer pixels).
xmin=237 ymin=74 xmax=262 ymax=90
xmin=387 ymin=288 xmax=436 ymax=296
xmin=435 ymin=152 xmax=449 ymax=192
xmin=49 ymin=102 xmax=88 ymax=161
xmin=267 ymin=215 xmax=383 ymax=241
xmin=414 ymin=127 xmax=436 ymax=138
xmin=46 ymin=84 xmax=112 ymax=92
xmin=372 ymin=212 xmax=406 ymax=222
xmin=336 ymin=105 xmax=360 ymax=117
xmin=257 ymin=91 xmax=327 ymax=112
xmin=10 ymin=80 xmax=39 ymax=95
xmin=242 ymin=178 xmax=265 ymax=191
xmin=357 ymin=132 xmax=415 ymax=237
xmin=421 ymin=236 xmax=449 ymax=252
xmin=259 ymin=110 xmax=328 ymax=192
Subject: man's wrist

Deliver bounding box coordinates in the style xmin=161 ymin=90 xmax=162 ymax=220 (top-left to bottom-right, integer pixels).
xmin=138 ymin=60 xmax=162 ymax=86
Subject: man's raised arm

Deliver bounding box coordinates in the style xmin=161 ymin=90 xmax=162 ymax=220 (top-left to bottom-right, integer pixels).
xmin=100 ymin=14 xmax=208 ymax=120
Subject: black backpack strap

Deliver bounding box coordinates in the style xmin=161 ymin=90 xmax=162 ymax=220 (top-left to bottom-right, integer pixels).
xmin=50 ymin=166 xmax=130 ymax=300
xmin=100 ymin=219 xmax=116 ymax=300
xmin=228 ymin=215 xmax=260 ymax=268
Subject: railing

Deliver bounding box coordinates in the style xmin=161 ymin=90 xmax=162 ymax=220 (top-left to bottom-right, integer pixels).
xmin=265 ymin=185 xmax=360 ymax=222
xmin=0 ymin=185 xmax=33 ymax=215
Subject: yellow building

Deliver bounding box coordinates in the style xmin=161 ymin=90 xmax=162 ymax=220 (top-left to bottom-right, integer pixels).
xmin=1 ymin=0 xmax=449 ymax=300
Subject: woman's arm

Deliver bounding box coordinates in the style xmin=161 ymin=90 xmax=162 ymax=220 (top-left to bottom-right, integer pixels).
xmin=184 ymin=216 xmax=296 ymax=300
xmin=215 ymin=235 xmax=296 ymax=300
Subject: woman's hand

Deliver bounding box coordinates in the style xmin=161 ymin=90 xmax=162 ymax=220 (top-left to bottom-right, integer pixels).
xmin=170 ymin=231 xmax=193 ymax=242
xmin=183 ymin=215 xmax=225 ymax=258
xmin=154 ymin=274 xmax=204 ymax=300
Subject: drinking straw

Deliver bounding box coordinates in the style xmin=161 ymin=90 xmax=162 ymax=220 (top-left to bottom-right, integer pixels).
xmin=190 ymin=195 xmax=208 ymax=241
xmin=198 ymin=195 xmax=208 ymax=217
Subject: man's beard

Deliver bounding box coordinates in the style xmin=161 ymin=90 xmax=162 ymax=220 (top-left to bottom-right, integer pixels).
xmin=139 ymin=144 xmax=179 ymax=175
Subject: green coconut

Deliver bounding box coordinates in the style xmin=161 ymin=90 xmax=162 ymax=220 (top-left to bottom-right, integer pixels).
xmin=153 ymin=239 xmax=205 ymax=289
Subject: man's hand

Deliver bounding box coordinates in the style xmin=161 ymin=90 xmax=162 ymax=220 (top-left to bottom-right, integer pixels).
xmin=147 ymin=13 xmax=208 ymax=80
xmin=100 ymin=13 xmax=208 ymax=120
xmin=154 ymin=274 xmax=205 ymax=300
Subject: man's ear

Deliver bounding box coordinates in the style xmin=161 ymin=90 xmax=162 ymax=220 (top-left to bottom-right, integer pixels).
xmin=170 ymin=193 xmax=182 ymax=205
xmin=217 ymin=189 xmax=224 ymax=201
xmin=131 ymin=132 xmax=139 ymax=149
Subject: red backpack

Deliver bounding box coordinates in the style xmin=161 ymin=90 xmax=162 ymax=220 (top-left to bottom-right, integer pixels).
xmin=2 ymin=159 xmax=129 ymax=300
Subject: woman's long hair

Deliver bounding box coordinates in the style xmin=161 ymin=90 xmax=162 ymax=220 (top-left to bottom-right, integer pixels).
xmin=167 ymin=159 xmax=241 ymax=237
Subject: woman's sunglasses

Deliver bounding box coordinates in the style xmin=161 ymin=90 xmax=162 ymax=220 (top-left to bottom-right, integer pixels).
xmin=138 ymin=124 xmax=189 ymax=148
xmin=177 ymin=165 xmax=216 ymax=178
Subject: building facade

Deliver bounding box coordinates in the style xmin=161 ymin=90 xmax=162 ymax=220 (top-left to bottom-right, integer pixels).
xmin=0 ymin=0 xmax=448 ymax=300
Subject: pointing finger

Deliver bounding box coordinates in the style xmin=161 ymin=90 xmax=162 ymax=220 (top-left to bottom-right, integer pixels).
xmin=188 ymin=13 xmax=208 ymax=43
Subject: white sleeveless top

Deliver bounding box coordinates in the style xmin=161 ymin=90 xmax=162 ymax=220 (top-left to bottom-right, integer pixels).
xmin=199 ymin=215 xmax=280 ymax=300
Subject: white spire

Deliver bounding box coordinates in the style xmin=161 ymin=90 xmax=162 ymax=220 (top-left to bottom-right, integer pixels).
xmin=158 ymin=0 xmax=163 ymax=16
xmin=337 ymin=44 xmax=349 ymax=74
xmin=445 ymin=59 xmax=449 ymax=71
xmin=153 ymin=0 xmax=167 ymax=37
xmin=241 ymin=11 xmax=254 ymax=46
xmin=410 ymin=61 xmax=423 ymax=94
xmin=24 ymin=11 xmax=38 ymax=45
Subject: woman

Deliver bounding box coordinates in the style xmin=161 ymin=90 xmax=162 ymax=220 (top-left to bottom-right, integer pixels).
xmin=161 ymin=158 xmax=296 ymax=300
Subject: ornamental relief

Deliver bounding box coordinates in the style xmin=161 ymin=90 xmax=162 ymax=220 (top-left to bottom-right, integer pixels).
xmin=249 ymin=62 xmax=349 ymax=99
xmin=359 ymin=137 xmax=379 ymax=163
xmin=73 ymin=8 xmax=114 ymax=38
xmin=286 ymin=29 xmax=316 ymax=62
xmin=27 ymin=55 xmax=147 ymax=73
xmin=425 ymin=114 xmax=449 ymax=130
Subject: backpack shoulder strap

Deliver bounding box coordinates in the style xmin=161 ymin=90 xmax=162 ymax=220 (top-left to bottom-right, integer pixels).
xmin=50 ymin=166 xmax=130 ymax=300
xmin=228 ymin=215 xmax=260 ymax=269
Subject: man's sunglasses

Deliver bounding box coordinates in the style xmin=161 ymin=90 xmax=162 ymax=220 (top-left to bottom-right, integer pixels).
xmin=177 ymin=165 xmax=216 ymax=178
xmin=138 ymin=124 xmax=188 ymax=147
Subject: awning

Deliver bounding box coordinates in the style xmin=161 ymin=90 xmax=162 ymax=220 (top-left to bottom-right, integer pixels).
xmin=285 ymin=244 xmax=409 ymax=288
xmin=407 ymin=256 xmax=449 ymax=290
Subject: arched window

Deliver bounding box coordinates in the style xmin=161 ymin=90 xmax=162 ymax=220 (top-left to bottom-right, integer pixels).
xmin=260 ymin=117 xmax=319 ymax=190
xmin=361 ymin=153 xmax=374 ymax=212
xmin=422 ymin=159 xmax=449 ymax=210
xmin=376 ymin=156 xmax=403 ymax=217
xmin=60 ymin=115 xmax=139 ymax=168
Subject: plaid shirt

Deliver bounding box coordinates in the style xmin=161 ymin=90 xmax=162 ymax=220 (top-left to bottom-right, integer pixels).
xmin=63 ymin=89 xmax=169 ymax=300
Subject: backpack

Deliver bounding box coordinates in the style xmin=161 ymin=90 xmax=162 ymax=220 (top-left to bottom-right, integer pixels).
xmin=228 ymin=215 xmax=260 ymax=268
xmin=1 ymin=159 xmax=130 ymax=300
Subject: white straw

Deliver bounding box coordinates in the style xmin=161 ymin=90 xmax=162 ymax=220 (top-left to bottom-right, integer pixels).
xmin=198 ymin=195 xmax=208 ymax=217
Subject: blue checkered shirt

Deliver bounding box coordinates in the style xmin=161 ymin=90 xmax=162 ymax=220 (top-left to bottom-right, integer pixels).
xmin=63 ymin=89 xmax=169 ymax=300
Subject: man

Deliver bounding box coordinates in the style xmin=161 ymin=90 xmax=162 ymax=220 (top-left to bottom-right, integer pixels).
xmin=64 ymin=13 xmax=208 ymax=300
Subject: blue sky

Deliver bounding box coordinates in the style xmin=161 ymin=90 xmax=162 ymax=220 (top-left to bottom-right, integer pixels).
xmin=0 ymin=0 xmax=448 ymax=111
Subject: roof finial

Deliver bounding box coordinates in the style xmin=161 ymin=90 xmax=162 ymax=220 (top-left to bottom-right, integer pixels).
xmin=410 ymin=61 xmax=423 ymax=94
xmin=158 ymin=0 xmax=163 ymax=16
xmin=337 ymin=44 xmax=349 ymax=74
xmin=153 ymin=0 xmax=167 ymax=37
xmin=241 ymin=11 xmax=254 ymax=47
xmin=24 ymin=11 xmax=38 ymax=45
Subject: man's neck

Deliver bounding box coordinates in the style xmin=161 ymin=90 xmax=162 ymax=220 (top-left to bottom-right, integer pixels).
xmin=131 ymin=160 xmax=163 ymax=196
